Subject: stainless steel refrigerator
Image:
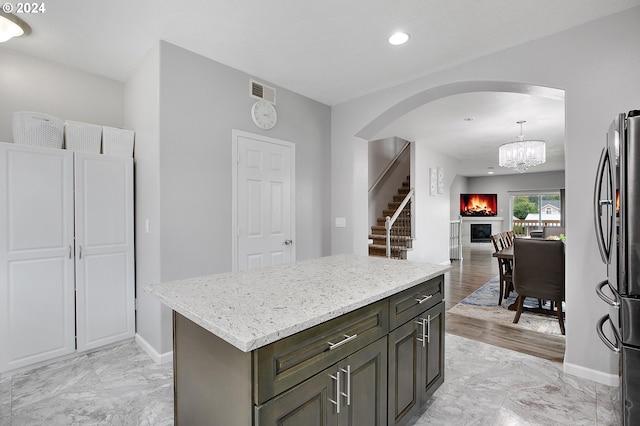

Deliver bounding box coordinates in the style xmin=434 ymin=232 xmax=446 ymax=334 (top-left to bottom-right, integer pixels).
xmin=594 ymin=109 xmax=640 ymax=425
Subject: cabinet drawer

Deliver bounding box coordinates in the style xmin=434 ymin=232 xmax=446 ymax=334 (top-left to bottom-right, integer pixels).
xmin=389 ymin=275 xmax=444 ymax=330
xmin=254 ymin=299 xmax=389 ymax=405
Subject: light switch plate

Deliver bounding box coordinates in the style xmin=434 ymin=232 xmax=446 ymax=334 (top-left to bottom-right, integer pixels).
xmin=335 ymin=217 xmax=347 ymax=228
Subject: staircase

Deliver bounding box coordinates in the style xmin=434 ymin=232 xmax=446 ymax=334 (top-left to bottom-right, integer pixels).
xmin=368 ymin=177 xmax=413 ymax=259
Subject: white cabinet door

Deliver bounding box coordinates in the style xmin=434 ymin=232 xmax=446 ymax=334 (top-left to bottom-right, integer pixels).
xmin=0 ymin=143 xmax=76 ymax=373
xmin=74 ymin=153 xmax=135 ymax=352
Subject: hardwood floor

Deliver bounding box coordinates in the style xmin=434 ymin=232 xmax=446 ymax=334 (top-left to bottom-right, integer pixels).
xmin=445 ymin=244 xmax=566 ymax=363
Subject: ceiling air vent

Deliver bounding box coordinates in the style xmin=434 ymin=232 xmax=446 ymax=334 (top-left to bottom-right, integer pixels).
xmin=250 ymin=80 xmax=276 ymax=105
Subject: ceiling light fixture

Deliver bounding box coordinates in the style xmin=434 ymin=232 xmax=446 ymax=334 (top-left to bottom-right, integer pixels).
xmin=0 ymin=11 xmax=31 ymax=43
xmin=498 ymin=120 xmax=546 ymax=173
xmin=388 ymin=32 xmax=409 ymax=46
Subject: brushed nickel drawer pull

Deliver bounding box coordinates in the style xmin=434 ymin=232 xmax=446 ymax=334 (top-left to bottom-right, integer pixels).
xmin=416 ymin=294 xmax=433 ymax=304
xmin=328 ymin=334 xmax=358 ymax=350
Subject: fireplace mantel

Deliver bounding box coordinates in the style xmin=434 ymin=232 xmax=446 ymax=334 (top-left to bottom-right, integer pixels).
xmin=460 ymin=217 xmax=505 ymax=246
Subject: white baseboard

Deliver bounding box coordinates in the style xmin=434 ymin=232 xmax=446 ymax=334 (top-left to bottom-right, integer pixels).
xmin=135 ymin=333 xmax=173 ymax=365
xmin=563 ymin=362 xmax=619 ymax=386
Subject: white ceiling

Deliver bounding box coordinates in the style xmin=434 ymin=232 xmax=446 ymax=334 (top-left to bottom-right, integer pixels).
xmin=373 ymin=91 xmax=566 ymax=177
xmin=3 ymin=0 xmax=639 ymax=175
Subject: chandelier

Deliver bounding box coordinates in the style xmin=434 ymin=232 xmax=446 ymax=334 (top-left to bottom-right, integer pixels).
xmin=498 ymin=120 xmax=546 ymax=173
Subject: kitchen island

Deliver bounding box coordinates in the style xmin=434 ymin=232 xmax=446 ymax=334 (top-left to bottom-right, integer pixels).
xmin=146 ymin=254 xmax=450 ymax=426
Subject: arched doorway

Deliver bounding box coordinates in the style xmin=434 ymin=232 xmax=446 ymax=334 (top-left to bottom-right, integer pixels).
xmin=356 ymin=81 xmax=565 ymax=262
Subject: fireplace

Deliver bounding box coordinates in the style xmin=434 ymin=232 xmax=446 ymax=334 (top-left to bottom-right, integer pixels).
xmin=460 ymin=193 xmax=497 ymax=217
xmin=470 ymin=223 xmax=492 ymax=243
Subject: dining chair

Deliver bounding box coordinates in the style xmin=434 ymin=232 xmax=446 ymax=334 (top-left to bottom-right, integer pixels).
xmin=512 ymin=238 xmax=565 ymax=335
xmin=501 ymin=231 xmax=513 ymax=247
xmin=490 ymin=234 xmax=513 ymax=305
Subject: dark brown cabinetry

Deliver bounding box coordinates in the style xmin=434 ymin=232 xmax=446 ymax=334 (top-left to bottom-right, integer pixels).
xmin=255 ymin=337 xmax=388 ymax=425
xmin=172 ymin=274 xmax=445 ymax=426
xmin=387 ymin=276 xmax=445 ymax=426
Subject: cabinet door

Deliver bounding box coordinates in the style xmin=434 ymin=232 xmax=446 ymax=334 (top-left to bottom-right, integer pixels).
xmin=74 ymin=153 xmax=135 ymax=352
xmin=420 ymin=302 xmax=445 ymax=403
xmin=0 ymin=144 xmax=76 ymax=373
xmin=255 ymin=365 xmax=339 ymax=426
xmin=339 ymin=337 xmax=387 ymax=426
xmin=256 ymin=338 xmax=387 ymax=426
xmin=387 ymin=316 xmax=421 ymax=426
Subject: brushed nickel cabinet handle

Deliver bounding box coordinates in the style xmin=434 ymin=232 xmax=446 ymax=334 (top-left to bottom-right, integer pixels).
xmin=341 ymin=365 xmax=351 ymax=406
xmin=328 ymin=334 xmax=358 ymax=350
xmin=416 ymin=294 xmax=433 ymax=304
xmin=329 ymin=371 xmax=341 ymax=413
xmin=415 ymin=316 xmax=430 ymax=347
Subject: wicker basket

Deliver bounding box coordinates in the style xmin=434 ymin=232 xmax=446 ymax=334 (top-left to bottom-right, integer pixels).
xmin=64 ymin=120 xmax=102 ymax=153
xmin=102 ymin=126 xmax=134 ymax=157
xmin=12 ymin=112 xmax=64 ymax=148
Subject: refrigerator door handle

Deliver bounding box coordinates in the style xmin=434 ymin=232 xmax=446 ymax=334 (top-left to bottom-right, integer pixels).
xmin=593 ymin=147 xmax=613 ymax=264
xmin=596 ymin=279 xmax=621 ymax=307
xmin=596 ymin=314 xmax=621 ymax=353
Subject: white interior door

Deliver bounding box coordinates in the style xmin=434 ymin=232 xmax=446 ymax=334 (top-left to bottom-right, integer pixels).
xmin=0 ymin=143 xmax=76 ymax=373
xmin=74 ymin=153 xmax=135 ymax=352
xmin=234 ymin=131 xmax=295 ymax=271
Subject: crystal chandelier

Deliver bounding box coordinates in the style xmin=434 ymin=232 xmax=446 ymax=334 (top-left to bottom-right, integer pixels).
xmin=498 ymin=120 xmax=546 ymax=173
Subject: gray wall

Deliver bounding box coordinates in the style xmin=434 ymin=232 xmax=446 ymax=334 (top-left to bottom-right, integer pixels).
xmin=157 ymin=41 xmax=331 ymax=279
xmin=331 ymin=7 xmax=640 ymax=384
xmin=0 ymin=48 xmax=123 ymax=142
xmin=128 ymin=41 xmax=332 ymax=358
xmin=124 ymin=45 xmax=170 ymax=358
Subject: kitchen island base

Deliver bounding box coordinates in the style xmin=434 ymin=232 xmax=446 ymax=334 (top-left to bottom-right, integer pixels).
xmin=171 ymin=272 xmax=445 ymax=426
xmin=173 ymin=312 xmax=253 ymax=425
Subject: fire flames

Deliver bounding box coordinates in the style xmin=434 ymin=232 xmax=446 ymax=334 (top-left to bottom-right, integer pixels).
xmin=460 ymin=194 xmax=497 ymax=216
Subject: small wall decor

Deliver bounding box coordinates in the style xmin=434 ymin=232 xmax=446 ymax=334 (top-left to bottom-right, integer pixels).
xmin=430 ymin=168 xmax=437 ymax=196
xmin=437 ymin=167 xmax=445 ymax=194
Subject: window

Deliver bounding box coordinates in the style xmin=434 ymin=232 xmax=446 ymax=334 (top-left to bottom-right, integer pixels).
xmin=510 ymin=192 xmax=562 ymax=236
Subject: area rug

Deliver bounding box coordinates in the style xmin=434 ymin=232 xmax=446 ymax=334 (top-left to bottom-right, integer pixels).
xmin=448 ymin=277 xmax=565 ymax=337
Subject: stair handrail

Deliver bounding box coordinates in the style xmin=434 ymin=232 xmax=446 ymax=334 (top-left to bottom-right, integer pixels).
xmin=385 ymin=187 xmax=414 ymax=258
xmin=369 ymin=141 xmax=411 ymax=193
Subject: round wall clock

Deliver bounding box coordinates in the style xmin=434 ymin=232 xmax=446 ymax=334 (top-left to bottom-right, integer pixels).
xmin=251 ymin=100 xmax=277 ymax=130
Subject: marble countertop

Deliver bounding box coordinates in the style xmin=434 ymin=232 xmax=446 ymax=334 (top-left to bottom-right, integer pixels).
xmin=145 ymin=254 xmax=450 ymax=352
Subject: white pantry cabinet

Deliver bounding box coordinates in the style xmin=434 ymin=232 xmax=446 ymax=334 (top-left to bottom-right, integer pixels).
xmin=0 ymin=143 xmax=135 ymax=373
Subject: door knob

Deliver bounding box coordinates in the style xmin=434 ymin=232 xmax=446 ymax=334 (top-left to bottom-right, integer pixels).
xmin=284 ymin=239 xmax=293 ymax=245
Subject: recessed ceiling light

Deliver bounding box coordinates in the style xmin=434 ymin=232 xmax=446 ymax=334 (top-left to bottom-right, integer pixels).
xmin=388 ymin=32 xmax=410 ymax=46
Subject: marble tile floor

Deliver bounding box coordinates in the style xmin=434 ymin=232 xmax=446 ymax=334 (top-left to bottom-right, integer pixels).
xmin=0 ymin=333 xmax=620 ymax=425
